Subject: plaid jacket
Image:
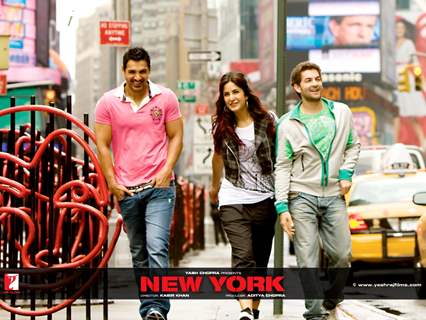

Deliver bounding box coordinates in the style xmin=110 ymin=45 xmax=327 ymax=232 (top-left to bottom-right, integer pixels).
xmin=221 ymin=115 xmax=275 ymax=188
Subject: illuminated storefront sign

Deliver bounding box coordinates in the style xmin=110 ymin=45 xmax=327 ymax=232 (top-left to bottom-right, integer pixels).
xmin=322 ymin=85 xmax=366 ymax=101
xmin=0 ymin=0 xmax=36 ymax=68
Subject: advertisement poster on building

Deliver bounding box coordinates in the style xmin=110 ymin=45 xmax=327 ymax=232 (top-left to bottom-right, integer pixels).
xmin=352 ymin=106 xmax=378 ymax=146
xmin=395 ymin=14 xmax=426 ymax=149
xmin=286 ymin=0 xmax=382 ymax=76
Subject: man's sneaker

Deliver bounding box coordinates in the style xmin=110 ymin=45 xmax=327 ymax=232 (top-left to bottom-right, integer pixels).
xmin=252 ymin=309 xmax=260 ymax=319
xmin=145 ymin=309 xmax=166 ymax=320
xmin=239 ymin=307 xmax=254 ymax=320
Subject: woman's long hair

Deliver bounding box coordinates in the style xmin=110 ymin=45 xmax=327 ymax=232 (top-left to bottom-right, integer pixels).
xmin=212 ymin=72 xmax=275 ymax=153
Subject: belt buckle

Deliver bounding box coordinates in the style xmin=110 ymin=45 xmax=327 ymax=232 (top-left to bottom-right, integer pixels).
xmin=130 ymin=182 xmax=153 ymax=193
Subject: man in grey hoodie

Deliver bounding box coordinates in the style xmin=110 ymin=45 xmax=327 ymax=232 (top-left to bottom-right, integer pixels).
xmin=275 ymin=61 xmax=360 ymax=320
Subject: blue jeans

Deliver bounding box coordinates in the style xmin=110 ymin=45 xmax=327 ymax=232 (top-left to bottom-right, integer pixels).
xmin=119 ymin=185 xmax=176 ymax=319
xmin=289 ymin=192 xmax=351 ymax=320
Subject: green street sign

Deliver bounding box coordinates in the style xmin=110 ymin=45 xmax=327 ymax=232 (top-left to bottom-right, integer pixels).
xmin=178 ymin=95 xmax=196 ymax=103
xmin=177 ymin=81 xmax=196 ymax=90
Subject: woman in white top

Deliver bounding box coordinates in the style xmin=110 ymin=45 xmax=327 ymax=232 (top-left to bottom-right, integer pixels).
xmin=394 ymin=19 xmax=426 ymax=149
xmin=210 ymin=72 xmax=277 ymax=320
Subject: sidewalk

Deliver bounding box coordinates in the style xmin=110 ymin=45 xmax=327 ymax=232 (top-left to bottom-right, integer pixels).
xmin=166 ymin=244 xmax=402 ymax=320
xmin=38 ymin=243 xmax=402 ymax=320
xmin=0 ymin=221 xmax=403 ymax=320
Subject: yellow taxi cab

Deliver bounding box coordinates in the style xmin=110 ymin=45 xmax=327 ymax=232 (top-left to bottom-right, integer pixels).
xmin=346 ymin=146 xmax=426 ymax=264
xmin=413 ymin=191 xmax=426 ymax=297
xmin=355 ymin=143 xmax=425 ymax=176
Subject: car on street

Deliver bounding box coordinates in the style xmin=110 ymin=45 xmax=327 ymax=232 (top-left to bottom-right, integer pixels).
xmin=355 ymin=144 xmax=425 ymax=176
xmin=413 ymin=191 xmax=426 ymax=297
xmin=346 ymin=167 xmax=426 ymax=266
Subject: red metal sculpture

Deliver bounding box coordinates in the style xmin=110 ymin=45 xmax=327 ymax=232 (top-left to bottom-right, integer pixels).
xmin=0 ymin=105 xmax=122 ymax=316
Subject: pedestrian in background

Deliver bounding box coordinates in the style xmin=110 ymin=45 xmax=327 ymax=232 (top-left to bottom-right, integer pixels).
xmin=393 ymin=18 xmax=426 ymax=149
xmin=275 ymin=61 xmax=360 ymax=320
xmin=95 ymin=47 xmax=183 ymax=320
xmin=210 ymin=72 xmax=277 ymax=320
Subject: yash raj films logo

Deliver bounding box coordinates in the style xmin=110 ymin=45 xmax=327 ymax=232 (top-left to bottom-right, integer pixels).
xmin=139 ymin=271 xmax=286 ymax=299
xmin=4 ymin=273 xmax=19 ymax=291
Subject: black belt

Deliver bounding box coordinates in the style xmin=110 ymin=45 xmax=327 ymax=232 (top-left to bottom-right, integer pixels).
xmin=126 ymin=182 xmax=153 ymax=193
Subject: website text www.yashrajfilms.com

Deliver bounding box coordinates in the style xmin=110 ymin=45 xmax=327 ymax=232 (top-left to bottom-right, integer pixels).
xmin=0 ymin=268 xmax=424 ymax=299
xmin=353 ymin=282 xmax=422 ymax=288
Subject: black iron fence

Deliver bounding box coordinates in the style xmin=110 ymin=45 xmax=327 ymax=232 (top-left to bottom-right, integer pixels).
xmin=0 ymin=96 xmax=205 ymax=319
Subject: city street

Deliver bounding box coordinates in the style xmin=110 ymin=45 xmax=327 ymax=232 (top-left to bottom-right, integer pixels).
xmin=3 ymin=222 xmax=423 ymax=320
xmin=2 ymin=0 xmax=426 ymax=319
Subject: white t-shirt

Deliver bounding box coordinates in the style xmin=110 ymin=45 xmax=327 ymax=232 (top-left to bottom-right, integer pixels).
xmin=219 ymin=122 xmax=274 ymax=207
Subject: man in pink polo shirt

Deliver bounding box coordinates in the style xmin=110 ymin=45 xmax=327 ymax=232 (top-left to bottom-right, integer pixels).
xmin=95 ymin=47 xmax=183 ymax=320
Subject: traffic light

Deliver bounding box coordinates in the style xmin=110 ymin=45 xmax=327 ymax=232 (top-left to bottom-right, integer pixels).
xmin=413 ymin=66 xmax=423 ymax=91
xmin=398 ymin=66 xmax=410 ymax=92
xmin=44 ymin=89 xmax=56 ymax=104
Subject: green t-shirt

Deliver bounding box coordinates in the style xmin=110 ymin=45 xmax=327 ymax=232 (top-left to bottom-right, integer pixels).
xmin=299 ymin=107 xmax=335 ymax=159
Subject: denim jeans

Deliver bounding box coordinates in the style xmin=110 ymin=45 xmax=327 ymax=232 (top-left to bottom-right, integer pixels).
xmin=119 ymin=185 xmax=176 ymax=319
xmin=289 ymin=192 xmax=351 ymax=320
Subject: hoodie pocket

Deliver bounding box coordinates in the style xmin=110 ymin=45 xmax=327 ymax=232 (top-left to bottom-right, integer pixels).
xmin=292 ymin=153 xmax=305 ymax=177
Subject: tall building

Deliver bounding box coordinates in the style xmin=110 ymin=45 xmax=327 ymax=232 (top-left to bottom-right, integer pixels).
xmin=217 ymin=0 xmax=240 ymax=66
xmin=216 ymin=0 xmax=259 ymax=69
xmin=74 ymin=4 xmax=114 ymax=127
xmin=179 ymin=0 xmax=218 ymax=177
xmin=130 ymin=0 xmax=181 ymax=88
xmin=180 ymin=0 xmax=218 ymax=90
xmin=129 ymin=0 xmax=217 ymax=177
xmin=130 ymin=0 xmax=217 ymax=91
xmin=240 ymin=0 xmax=259 ymax=59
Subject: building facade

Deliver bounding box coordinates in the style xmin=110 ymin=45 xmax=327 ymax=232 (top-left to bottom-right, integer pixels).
xmin=74 ymin=4 xmax=114 ymax=127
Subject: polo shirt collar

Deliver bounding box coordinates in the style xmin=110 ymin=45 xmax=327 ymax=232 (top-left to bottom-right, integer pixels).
xmin=113 ymin=80 xmax=161 ymax=102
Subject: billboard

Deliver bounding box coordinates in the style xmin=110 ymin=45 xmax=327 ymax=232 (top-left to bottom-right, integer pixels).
xmin=287 ymin=15 xmax=380 ymax=50
xmin=308 ymin=0 xmax=380 ymax=16
xmin=286 ymin=0 xmax=381 ymax=78
xmin=0 ymin=0 xmax=36 ymax=68
xmin=395 ymin=14 xmax=426 ymax=148
xmin=308 ymin=48 xmax=380 ymax=73
xmin=0 ymin=0 xmax=63 ymax=85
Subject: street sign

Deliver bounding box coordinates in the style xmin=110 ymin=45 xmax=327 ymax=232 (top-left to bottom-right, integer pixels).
xmin=178 ymin=95 xmax=196 ymax=103
xmin=193 ymin=144 xmax=213 ymax=174
xmin=177 ymin=81 xmax=197 ymax=90
xmin=192 ymin=115 xmax=213 ymax=174
xmin=100 ymin=21 xmax=130 ymax=46
xmin=177 ymin=80 xmax=199 ymax=103
xmin=187 ymin=51 xmax=221 ymax=62
xmin=0 ymin=75 xmax=7 ymax=96
xmin=193 ymin=116 xmax=213 ymax=145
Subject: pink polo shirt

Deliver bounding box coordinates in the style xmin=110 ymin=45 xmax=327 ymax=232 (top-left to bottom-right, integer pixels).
xmin=95 ymin=81 xmax=181 ymax=186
